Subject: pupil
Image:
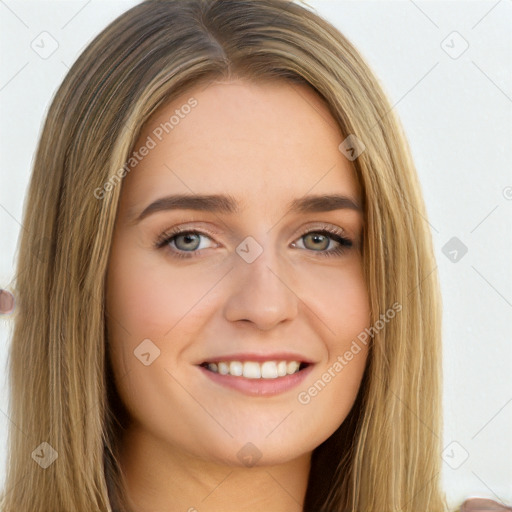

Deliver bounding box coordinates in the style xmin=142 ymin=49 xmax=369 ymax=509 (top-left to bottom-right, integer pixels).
xmin=178 ymin=234 xmax=199 ymax=251
xmin=306 ymin=233 xmax=328 ymax=250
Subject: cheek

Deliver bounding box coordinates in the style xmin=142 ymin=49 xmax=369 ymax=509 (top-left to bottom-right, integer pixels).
xmin=105 ymin=239 xmax=221 ymax=338
xmin=294 ymin=258 xmax=369 ymax=417
xmin=104 ymin=241 xmax=210 ymax=429
xmin=325 ymin=261 xmax=370 ymax=382
xmin=326 ymin=275 xmax=369 ymax=332
xmin=300 ymin=256 xmax=370 ymax=343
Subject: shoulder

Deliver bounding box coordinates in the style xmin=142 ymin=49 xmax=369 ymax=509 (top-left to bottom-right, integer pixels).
xmin=460 ymin=498 xmax=512 ymax=511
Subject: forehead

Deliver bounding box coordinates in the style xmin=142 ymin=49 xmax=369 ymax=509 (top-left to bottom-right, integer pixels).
xmin=121 ymin=79 xmax=360 ymax=215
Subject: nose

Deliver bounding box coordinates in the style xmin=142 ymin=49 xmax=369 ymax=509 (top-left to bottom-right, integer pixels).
xmin=222 ymin=240 xmax=299 ymax=331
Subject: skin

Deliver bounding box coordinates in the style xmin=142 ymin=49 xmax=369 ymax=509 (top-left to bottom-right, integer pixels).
xmin=105 ymin=78 xmax=370 ymax=512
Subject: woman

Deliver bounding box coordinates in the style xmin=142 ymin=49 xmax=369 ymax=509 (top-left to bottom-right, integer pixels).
xmin=0 ymin=0 xmax=477 ymax=510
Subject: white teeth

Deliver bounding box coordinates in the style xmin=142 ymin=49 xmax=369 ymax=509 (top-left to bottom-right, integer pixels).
xmin=218 ymin=362 xmax=229 ymax=375
xmin=243 ymin=362 xmax=261 ymax=379
xmin=286 ymin=361 xmax=300 ymax=374
xmin=261 ymin=361 xmax=278 ymax=379
xmin=229 ymin=361 xmax=243 ymax=377
xmin=204 ymin=360 xmax=305 ymax=378
xmin=277 ymin=361 xmax=287 ymax=377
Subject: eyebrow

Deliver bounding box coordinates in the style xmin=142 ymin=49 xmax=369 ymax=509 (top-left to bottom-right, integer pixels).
xmin=128 ymin=193 xmax=362 ymax=225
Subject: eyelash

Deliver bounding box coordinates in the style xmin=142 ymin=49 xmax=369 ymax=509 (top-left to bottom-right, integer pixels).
xmin=154 ymin=224 xmax=353 ymax=260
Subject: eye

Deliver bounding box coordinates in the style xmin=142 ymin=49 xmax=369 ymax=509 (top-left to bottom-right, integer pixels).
xmin=291 ymin=227 xmax=353 ymax=258
xmin=155 ymin=229 xmax=217 ymax=259
xmin=155 ymin=224 xmax=354 ymax=260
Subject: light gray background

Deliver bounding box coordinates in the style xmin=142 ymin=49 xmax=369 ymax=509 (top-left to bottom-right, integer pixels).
xmin=1 ymin=0 xmax=511 ymax=509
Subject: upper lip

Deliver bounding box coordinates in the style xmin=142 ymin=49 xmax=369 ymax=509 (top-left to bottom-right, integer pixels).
xmin=197 ymin=352 xmax=315 ymax=364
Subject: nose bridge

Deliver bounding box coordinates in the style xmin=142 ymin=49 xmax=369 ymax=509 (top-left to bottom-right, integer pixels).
xmin=223 ymin=233 xmax=299 ymax=329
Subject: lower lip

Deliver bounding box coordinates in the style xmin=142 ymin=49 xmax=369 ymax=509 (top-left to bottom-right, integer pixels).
xmin=197 ymin=364 xmax=314 ymax=397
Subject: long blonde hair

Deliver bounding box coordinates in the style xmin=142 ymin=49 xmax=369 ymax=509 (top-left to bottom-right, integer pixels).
xmin=1 ymin=0 xmax=454 ymax=510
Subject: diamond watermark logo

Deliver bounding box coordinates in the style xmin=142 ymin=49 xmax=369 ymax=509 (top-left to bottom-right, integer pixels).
xmin=441 ymin=31 xmax=469 ymax=60
xmin=236 ymin=236 xmax=263 ymax=264
xmin=442 ymin=236 xmax=468 ymax=263
xmin=237 ymin=442 xmax=262 ymax=467
xmin=134 ymin=338 xmax=161 ymax=366
xmin=442 ymin=441 xmax=469 ymax=470
xmin=338 ymin=134 xmax=366 ymax=161
xmin=31 ymin=442 xmax=58 ymax=469
xmin=30 ymin=31 xmax=59 ymax=59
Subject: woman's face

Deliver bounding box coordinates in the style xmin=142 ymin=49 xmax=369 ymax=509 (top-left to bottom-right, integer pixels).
xmin=106 ymin=79 xmax=370 ymax=467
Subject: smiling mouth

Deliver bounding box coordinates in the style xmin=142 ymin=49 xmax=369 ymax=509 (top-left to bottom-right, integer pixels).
xmin=199 ymin=360 xmax=311 ymax=379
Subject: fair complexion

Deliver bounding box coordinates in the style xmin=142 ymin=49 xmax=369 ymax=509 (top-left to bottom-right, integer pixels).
xmin=105 ymin=79 xmax=370 ymax=512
